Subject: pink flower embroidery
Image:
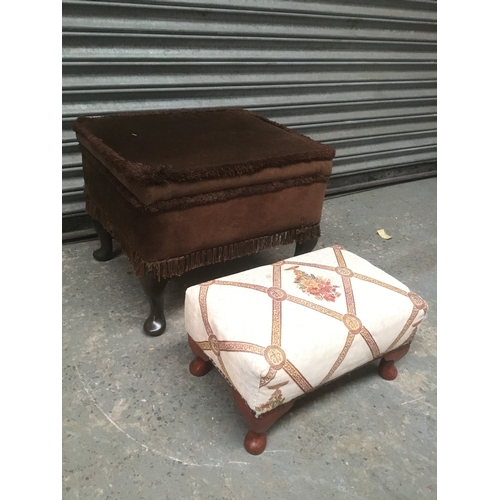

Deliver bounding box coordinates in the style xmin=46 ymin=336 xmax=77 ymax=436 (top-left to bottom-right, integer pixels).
xmin=291 ymin=268 xmax=341 ymax=302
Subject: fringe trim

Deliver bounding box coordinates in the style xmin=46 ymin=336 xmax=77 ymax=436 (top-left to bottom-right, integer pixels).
xmin=74 ymin=108 xmax=335 ymax=186
xmin=86 ymin=196 xmax=320 ymax=279
xmin=82 ymin=147 xmax=329 ymax=214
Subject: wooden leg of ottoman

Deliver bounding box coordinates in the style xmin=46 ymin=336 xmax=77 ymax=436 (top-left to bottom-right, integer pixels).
xmin=140 ymin=272 xmax=169 ymax=337
xmin=232 ymin=389 xmax=294 ymax=455
xmin=378 ymin=344 xmax=411 ymax=381
xmin=294 ymin=237 xmax=318 ymax=256
xmin=91 ymin=218 xmax=114 ymax=262
xmin=188 ymin=335 xmax=213 ymax=376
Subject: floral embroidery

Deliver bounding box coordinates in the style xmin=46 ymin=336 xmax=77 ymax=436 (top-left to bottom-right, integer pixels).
xmin=287 ymin=266 xmax=341 ymax=302
xmin=257 ymin=382 xmax=288 ymax=412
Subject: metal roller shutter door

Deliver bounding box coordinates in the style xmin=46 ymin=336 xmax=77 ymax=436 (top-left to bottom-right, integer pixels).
xmin=62 ymin=0 xmax=437 ymax=239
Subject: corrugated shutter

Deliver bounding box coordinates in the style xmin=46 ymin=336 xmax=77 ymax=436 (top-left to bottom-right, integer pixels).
xmin=62 ymin=0 xmax=437 ymax=238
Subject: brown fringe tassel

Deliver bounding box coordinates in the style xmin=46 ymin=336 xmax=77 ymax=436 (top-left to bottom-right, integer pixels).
xmin=81 ymin=147 xmax=329 ymax=214
xmin=86 ymin=196 xmax=320 ymax=280
xmin=74 ymin=108 xmax=335 ymax=186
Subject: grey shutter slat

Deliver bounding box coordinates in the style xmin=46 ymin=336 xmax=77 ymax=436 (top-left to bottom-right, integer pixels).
xmin=62 ymin=1 xmax=436 ymax=42
xmin=62 ymin=0 xmax=437 ymax=232
xmin=63 ymin=62 xmax=436 ymax=89
xmin=63 ymin=34 xmax=435 ymax=62
xmin=85 ymin=0 xmax=437 ymax=23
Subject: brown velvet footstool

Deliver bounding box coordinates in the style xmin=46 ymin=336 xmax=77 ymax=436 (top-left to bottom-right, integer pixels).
xmin=73 ymin=108 xmax=335 ymax=336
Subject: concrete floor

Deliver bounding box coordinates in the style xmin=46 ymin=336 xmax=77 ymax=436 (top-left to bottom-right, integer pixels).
xmin=62 ymin=177 xmax=437 ymax=500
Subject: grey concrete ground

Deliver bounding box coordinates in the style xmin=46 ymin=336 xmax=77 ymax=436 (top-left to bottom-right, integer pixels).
xmin=62 ymin=177 xmax=437 ymax=500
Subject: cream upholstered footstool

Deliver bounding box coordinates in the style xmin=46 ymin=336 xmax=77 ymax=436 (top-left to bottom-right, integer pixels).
xmin=185 ymin=245 xmax=428 ymax=455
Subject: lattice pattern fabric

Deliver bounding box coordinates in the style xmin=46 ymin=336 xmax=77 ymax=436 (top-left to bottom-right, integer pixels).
xmin=185 ymin=245 xmax=427 ymax=416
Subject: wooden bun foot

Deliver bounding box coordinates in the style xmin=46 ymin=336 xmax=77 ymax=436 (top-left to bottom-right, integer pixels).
xmin=189 ymin=357 xmax=213 ymax=377
xmin=188 ymin=335 xmax=213 ymax=376
xmin=378 ymin=344 xmax=411 ymax=381
xmin=378 ymin=358 xmax=398 ymax=380
xmin=232 ymin=388 xmax=294 ymax=455
xmin=244 ymin=431 xmax=267 ymax=455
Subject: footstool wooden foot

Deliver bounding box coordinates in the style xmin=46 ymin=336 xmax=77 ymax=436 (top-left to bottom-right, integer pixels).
xmin=189 ymin=357 xmax=213 ymax=377
xmin=294 ymin=237 xmax=318 ymax=256
xmin=91 ymin=218 xmax=114 ymax=261
xmin=232 ymin=389 xmax=294 ymax=455
xmin=378 ymin=344 xmax=411 ymax=380
xmin=188 ymin=336 xmax=213 ymax=376
xmin=244 ymin=431 xmax=268 ymax=455
xmin=140 ymin=273 xmax=169 ymax=337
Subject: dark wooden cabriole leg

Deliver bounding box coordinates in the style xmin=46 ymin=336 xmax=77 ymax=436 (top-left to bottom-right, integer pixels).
xmin=140 ymin=272 xmax=169 ymax=337
xmin=188 ymin=335 xmax=213 ymax=376
xmin=378 ymin=344 xmax=411 ymax=380
xmin=232 ymin=388 xmax=294 ymax=455
xmin=294 ymin=237 xmax=318 ymax=256
xmin=91 ymin=218 xmax=114 ymax=261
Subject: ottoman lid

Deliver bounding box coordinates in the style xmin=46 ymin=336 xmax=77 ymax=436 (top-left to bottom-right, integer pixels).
xmin=73 ymin=108 xmax=335 ymax=187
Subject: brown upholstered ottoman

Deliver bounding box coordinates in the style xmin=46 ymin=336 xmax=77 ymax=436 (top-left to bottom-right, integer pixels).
xmin=73 ymin=108 xmax=335 ymax=336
